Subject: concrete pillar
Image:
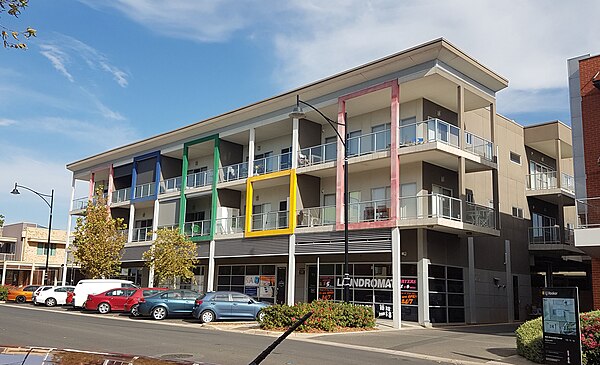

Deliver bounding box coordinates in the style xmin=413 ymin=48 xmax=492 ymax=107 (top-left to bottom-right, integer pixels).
xmin=152 ymin=200 xmax=160 ymax=240
xmin=291 ymin=118 xmax=299 ymax=169
xmin=391 ymin=227 xmax=402 ymax=329
xmin=505 ymin=240 xmax=514 ymax=322
xmin=89 ymin=172 xmax=95 ymax=199
xmin=248 ymin=128 xmax=256 ymax=177
xmin=417 ymin=229 xmax=430 ymax=326
xmin=458 ymin=85 xmax=465 ymax=148
xmin=108 ymin=165 xmax=115 ymax=205
xmin=62 ymin=176 xmax=76 ymax=285
xmin=30 ymin=263 xmax=35 ymax=285
xmin=467 ymin=237 xmax=476 ymax=324
xmin=207 ymin=239 xmax=216 ymax=292
xmin=1 ymin=261 xmax=7 ymax=285
xmin=489 ymin=103 xmax=496 ymax=143
xmin=556 ymin=139 xmax=562 ymax=188
xmin=546 ymin=262 xmax=554 ymax=287
xmin=148 ymin=265 xmax=155 ymax=287
xmin=458 ymin=157 xmax=466 ymax=215
xmin=287 ymin=234 xmax=296 ymax=305
xmin=492 ymin=169 xmax=500 ymax=229
xmin=128 ymin=204 xmax=135 ymax=243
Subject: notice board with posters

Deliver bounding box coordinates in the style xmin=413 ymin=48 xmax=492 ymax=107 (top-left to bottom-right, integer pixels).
xmin=542 ymin=287 xmax=582 ymax=365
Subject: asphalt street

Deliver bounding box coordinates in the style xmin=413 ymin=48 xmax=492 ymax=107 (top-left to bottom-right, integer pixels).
xmin=0 ymin=304 xmax=451 ymax=365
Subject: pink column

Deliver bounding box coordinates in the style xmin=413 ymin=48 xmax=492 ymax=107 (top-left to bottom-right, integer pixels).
xmin=336 ymin=99 xmax=347 ymax=229
xmin=390 ymin=81 xmax=400 ymax=220
xmin=107 ymin=165 xmax=115 ymax=206
xmin=88 ymin=172 xmax=95 ymax=199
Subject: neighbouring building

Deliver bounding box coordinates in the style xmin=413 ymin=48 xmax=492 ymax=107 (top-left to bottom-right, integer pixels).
xmin=570 ymin=54 xmax=600 ymax=310
xmin=0 ymin=222 xmax=70 ymax=286
xmin=66 ymin=38 xmax=581 ymax=327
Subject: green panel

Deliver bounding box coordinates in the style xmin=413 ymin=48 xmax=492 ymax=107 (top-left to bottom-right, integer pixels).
xmin=179 ymin=145 xmax=189 ymax=235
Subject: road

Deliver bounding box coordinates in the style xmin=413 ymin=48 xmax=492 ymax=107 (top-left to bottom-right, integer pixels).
xmin=0 ymin=304 xmax=449 ymax=365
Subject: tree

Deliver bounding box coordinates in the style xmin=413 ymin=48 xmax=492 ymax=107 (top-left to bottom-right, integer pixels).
xmin=0 ymin=214 xmax=4 ymax=227
xmin=143 ymin=228 xmax=197 ymax=288
xmin=1 ymin=0 xmax=36 ymax=49
xmin=73 ymin=188 xmax=126 ymax=279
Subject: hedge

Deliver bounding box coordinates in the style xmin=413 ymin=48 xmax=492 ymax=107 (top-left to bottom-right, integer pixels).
xmin=0 ymin=285 xmax=9 ymax=301
xmin=516 ymin=311 xmax=600 ymax=365
xmin=260 ymin=300 xmax=376 ymax=332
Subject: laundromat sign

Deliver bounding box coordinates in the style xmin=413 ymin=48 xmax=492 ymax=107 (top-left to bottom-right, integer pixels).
xmin=335 ymin=277 xmax=417 ymax=290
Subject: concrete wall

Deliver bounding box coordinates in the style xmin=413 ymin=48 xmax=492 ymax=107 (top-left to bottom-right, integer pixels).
xmin=297 ymin=175 xmax=320 ymax=209
xmin=244 ymin=135 xmax=292 ymax=161
xmin=423 ymin=99 xmax=457 ymax=125
xmin=136 ymin=158 xmax=156 ymax=185
xmin=158 ymin=199 xmax=179 ymax=226
xmin=422 ymin=162 xmax=459 ymax=197
xmin=161 ymin=156 xmax=182 ymax=180
xmin=21 ymin=227 xmax=67 ymax=266
xmin=218 ymin=189 xmax=242 ymax=209
xmin=219 ymin=140 xmax=244 ymax=167
xmin=298 ymin=119 xmax=322 ymax=149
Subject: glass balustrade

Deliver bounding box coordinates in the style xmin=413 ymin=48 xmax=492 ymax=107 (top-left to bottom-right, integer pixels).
xmin=527 ymin=172 xmax=558 ymax=190
xmin=219 ymin=162 xmax=249 ymax=182
xmin=465 ymin=132 xmax=494 ymax=161
xmin=133 ymin=182 xmax=156 ymax=199
xmin=215 ymin=216 xmax=245 ymax=234
xmin=131 ymin=227 xmax=153 ymax=242
xmin=187 ymin=170 xmax=213 ymax=189
xmin=72 ymin=197 xmax=89 ymax=210
xmin=398 ymin=194 xmax=461 ymax=221
xmin=298 ymin=142 xmax=337 ymax=167
xmin=253 ymin=153 xmax=292 ymax=175
xmin=561 ymin=173 xmax=575 ymax=193
xmin=184 ymin=220 xmax=211 ymax=237
xmin=347 ymin=129 xmax=391 ymax=157
xmin=111 ymin=188 xmax=131 ymax=203
xmin=250 ymin=211 xmax=289 ymax=231
xmin=160 ymin=177 xmax=182 ymax=194
xmin=399 ymin=118 xmax=459 ymax=148
xmin=296 ymin=206 xmax=336 ymax=227
xmin=348 ymin=199 xmax=391 ymax=223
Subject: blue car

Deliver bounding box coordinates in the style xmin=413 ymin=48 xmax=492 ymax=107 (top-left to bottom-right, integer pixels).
xmin=137 ymin=289 xmax=199 ymax=320
xmin=192 ymin=291 xmax=269 ymax=323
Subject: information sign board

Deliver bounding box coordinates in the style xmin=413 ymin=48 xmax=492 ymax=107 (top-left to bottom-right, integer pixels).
xmin=542 ymin=287 xmax=582 ymax=365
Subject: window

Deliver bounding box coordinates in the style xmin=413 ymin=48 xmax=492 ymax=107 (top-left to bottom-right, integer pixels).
xmin=36 ymin=243 xmax=56 ymax=256
xmin=232 ymin=294 xmax=251 ymax=302
xmin=512 ymin=207 xmax=523 ymax=219
xmin=465 ymin=189 xmax=474 ymax=203
xmin=509 ymin=152 xmax=521 ymax=164
xmin=213 ymin=294 xmax=230 ymax=302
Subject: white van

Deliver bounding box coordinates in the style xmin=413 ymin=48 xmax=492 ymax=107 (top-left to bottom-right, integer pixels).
xmin=72 ymin=279 xmax=136 ymax=308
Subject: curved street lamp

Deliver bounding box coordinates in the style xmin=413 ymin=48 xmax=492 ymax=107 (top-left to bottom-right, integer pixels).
xmin=289 ymin=95 xmax=351 ymax=303
xmin=11 ymin=183 xmax=54 ymax=285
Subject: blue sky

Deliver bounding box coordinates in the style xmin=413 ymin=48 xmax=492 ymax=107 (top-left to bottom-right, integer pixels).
xmin=0 ymin=0 xmax=598 ymax=229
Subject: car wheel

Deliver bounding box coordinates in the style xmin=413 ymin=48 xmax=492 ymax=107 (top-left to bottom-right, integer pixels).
xmin=257 ymin=310 xmax=265 ymax=322
xmin=15 ymin=296 xmax=26 ymax=304
xmin=98 ymin=302 xmax=111 ymax=314
xmin=130 ymin=304 xmax=140 ymax=317
xmin=152 ymin=306 xmax=167 ymax=320
xmin=45 ymin=298 xmax=57 ymax=307
xmin=200 ymin=310 xmax=215 ymax=323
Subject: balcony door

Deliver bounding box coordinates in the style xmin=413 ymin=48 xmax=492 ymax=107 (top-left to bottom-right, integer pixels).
xmin=347 ymin=130 xmax=361 ymax=156
xmin=532 ymin=212 xmax=557 ymax=243
xmin=400 ymin=183 xmax=417 ymax=218
xmin=529 ymin=161 xmax=553 ymax=189
xmin=371 ymin=123 xmax=391 ymax=152
xmin=252 ymin=203 xmax=271 ymax=230
xmin=432 ymin=185 xmax=452 ymax=218
xmin=323 ymin=194 xmax=336 ymax=224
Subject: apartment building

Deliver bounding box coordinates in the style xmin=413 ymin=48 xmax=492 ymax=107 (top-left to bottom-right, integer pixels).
xmin=0 ymin=223 xmax=68 ymax=286
xmin=570 ymin=54 xmax=600 ymax=310
xmin=66 ymin=38 xmax=578 ymax=327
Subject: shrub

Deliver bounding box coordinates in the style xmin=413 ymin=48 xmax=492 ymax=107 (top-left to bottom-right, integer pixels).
xmin=260 ymin=300 xmax=375 ymax=332
xmin=580 ymin=311 xmax=600 ymax=365
xmin=0 ymin=285 xmax=9 ymax=301
xmin=515 ymin=317 xmax=544 ymax=363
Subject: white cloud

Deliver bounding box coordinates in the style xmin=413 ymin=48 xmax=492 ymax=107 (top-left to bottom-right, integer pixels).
xmin=39 ymin=44 xmax=74 ymax=82
xmin=39 ymin=35 xmax=129 ymax=88
xmin=0 ymin=118 xmax=18 ymax=127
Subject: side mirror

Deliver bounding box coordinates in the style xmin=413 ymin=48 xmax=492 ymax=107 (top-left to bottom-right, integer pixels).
xmin=248 ymin=300 xmax=254 ymax=304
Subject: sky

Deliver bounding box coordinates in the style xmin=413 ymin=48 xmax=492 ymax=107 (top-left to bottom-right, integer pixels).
xmin=0 ymin=0 xmax=599 ymax=229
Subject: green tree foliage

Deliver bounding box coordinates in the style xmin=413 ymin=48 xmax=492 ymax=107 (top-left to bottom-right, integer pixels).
xmin=0 ymin=214 xmax=4 ymax=227
xmin=1 ymin=0 xmax=36 ymax=49
xmin=143 ymin=228 xmax=197 ymax=288
xmin=73 ymin=188 xmax=125 ymax=279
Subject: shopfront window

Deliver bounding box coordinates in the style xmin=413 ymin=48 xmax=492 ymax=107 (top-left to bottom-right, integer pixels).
xmin=217 ymin=264 xmax=278 ymax=303
xmin=429 ymin=264 xmax=465 ymax=324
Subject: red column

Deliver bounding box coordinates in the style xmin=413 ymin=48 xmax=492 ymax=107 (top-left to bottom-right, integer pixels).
xmin=88 ymin=172 xmax=95 ymax=199
xmin=390 ymin=81 xmax=400 ymax=220
xmin=336 ymin=99 xmax=347 ymax=228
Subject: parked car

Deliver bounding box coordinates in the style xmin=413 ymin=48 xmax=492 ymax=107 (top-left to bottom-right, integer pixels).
xmin=66 ymin=290 xmax=74 ymax=305
xmin=84 ymin=287 xmax=137 ymax=314
xmin=34 ymin=286 xmax=75 ymax=307
xmin=192 ymin=291 xmax=269 ymax=323
xmin=123 ymin=287 xmax=168 ymax=317
xmin=7 ymin=285 xmax=40 ymax=303
xmin=137 ymin=289 xmax=199 ymax=320
xmin=32 ymin=286 xmax=54 ymax=303
xmin=72 ymin=279 xmax=136 ymax=308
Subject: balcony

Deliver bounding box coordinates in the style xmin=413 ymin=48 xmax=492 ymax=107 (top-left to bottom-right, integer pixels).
xmin=159 ymin=177 xmax=181 ymax=194
xmin=347 ymin=129 xmax=391 ymax=158
xmin=526 ymin=172 xmax=575 ymax=204
xmin=219 ymin=162 xmax=248 ymax=183
xmin=465 ymin=132 xmax=494 ymax=161
xmin=529 ymin=226 xmax=574 ymax=245
xmin=157 ymin=224 xmax=179 ymax=231
xmin=0 ymin=253 xmax=15 ymax=261
xmin=112 ymin=187 xmax=131 ymax=204
xmin=131 ymin=227 xmax=153 ymax=243
xmin=348 ymin=199 xmax=391 ymax=223
xmin=253 ymin=153 xmax=292 ymax=175
xmin=298 ymin=141 xmax=337 ymax=168
xmin=72 ymin=197 xmax=89 ymax=211
xmin=296 ymin=206 xmax=336 ymax=228
xmin=133 ymin=182 xmax=156 ymax=199
xmin=184 ymin=220 xmax=211 ymax=238
xmin=187 ymin=170 xmax=213 ymax=189
xmin=575 ymin=197 xmax=600 ymax=255
xmin=215 ymin=216 xmax=245 ymax=235
xmin=250 ymin=211 xmax=288 ymax=231
xmin=399 ymin=118 xmax=459 ymax=148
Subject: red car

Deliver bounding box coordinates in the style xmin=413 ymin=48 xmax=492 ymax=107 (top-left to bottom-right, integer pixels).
xmin=124 ymin=287 xmax=168 ymax=317
xmin=84 ymin=287 xmax=137 ymax=314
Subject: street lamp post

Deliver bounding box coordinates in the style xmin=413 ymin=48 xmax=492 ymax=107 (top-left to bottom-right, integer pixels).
xmin=289 ymin=96 xmax=351 ymax=302
xmin=11 ymin=183 xmax=54 ymax=285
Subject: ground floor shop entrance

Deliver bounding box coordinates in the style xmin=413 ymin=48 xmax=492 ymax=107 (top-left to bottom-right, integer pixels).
xmin=216 ymin=264 xmax=287 ymax=304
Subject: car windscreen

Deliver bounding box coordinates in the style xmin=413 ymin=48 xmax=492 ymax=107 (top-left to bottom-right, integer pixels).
xmin=142 ymin=290 xmax=161 ymax=297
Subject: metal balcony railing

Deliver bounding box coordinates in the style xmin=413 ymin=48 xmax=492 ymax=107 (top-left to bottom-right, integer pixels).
xmin=132 ymin=227 xmax=153 ymax=242
xmin=347 ymin=129 xmax=391 ymax=157
xmin=399 ymin=118 xmax=459 ymax=148
xmin=0 ymin=253 xmax=15 ymax=261
xmin=298 ymin=141 xmax=337 ymax=167
xmin=251 ymin=210 xmax=289 ymax=231
xmin=561 ymin=173 xmax=575 ymax=193
xmin=160 ymin=177 xmax=181 ymax=194
xmin=576 ymin=197 xmax=600 ymax=228
xmin=398 ymin=194 xmax=461 ymax=221
xmin=348 ymin=199 xmax=392 ymax=223
xmin=464 ymin=132 xmax=494 ymax=161
xmin=112 ymin=187 xmax=130 ymax=203
xmin=72 ymin=197 xmax=89 ymax=211
xmin=296 ymin=206 xmax=336 ymax=227
xmin=464 ymin=202 xmax=496 ymax=229
xmin=133 ymin=182 xmax=156 ymax=199
xmin=253 ymin=153 xmax=292 ymax=175
xmin=528 ymin=226 xmax=574 ymax=245
xmin=157 ymin=224 xmax=179 ymax=231
xmin=215 ymin=216 xmax=245 ymax=234
xmin=219 ymin=162 xmax=249 ymax=183
xmin=184 ymin=220 xmax=211 ymax=237
xmin=527 ymin=172 xmax=558 ymax=190
xmin=187 ymin=170 xmax=213 ymax=189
